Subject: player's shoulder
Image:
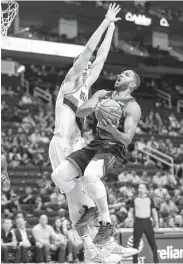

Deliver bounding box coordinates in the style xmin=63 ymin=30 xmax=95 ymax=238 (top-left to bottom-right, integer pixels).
xmin=125 ymin=100 xmax=141 ymax=117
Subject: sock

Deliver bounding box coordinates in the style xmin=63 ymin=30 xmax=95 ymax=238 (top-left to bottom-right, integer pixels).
xmin=81 ymin=233 xmax=94 ymax=249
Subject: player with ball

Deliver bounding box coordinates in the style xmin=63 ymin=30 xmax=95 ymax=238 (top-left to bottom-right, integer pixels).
xmin=52 ymin=69 xmax=141 ymax=258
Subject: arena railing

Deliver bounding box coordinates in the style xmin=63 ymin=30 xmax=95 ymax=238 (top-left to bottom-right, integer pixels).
xmin=155 ymin=88 xmax=172 ymax=108
xmin=138 ymin=145 xmax=174 ymax=176
xmin=34 ymin=87 xmax=52 ymax=103
xmin=177 ymin=99 xmax=183 ymax=113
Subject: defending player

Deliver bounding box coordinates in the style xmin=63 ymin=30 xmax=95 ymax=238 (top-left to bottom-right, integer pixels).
xmin=52 ymin=70 xmax=141 ymax=257
xmin=1 ymin=155 xmax=10 ymax=192
xmin=50 ymin=3 xmax=123 ymax=262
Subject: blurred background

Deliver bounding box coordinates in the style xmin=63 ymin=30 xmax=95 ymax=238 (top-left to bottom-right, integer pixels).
xmin=1 ymin=1 xmax=183 ymax=263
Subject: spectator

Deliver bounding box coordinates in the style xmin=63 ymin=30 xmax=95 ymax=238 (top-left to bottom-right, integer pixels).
xmin=160 ymin=194 xmax=179 ymax=219
xmin=20 ymin=187 xmax=34 ymax=205
xmin=50 ymin=187 xmax=66 ymax=207
xmin=7 ymin=193 xmax=22 ymax=215
xmin=119 ymin=182 xmax=135 ymax=198
xmin=147 ymin=136 xmax=159 ymax=149
xmin=1 ymin=218 xmax=17 ymax=263
xmin=52 ymin=218 xmax=69 ymax=263
xmin=152 ymin=171 xmax=164 ymax=187
xmin=14 ymin=217 xmax=33 ymax=263
xmin=34 ymin=196 xmax=46 ymax=212
xmin=68 ymin=227 xmax=84 ymax=263
xmin=131 ymin=170 xmax=141 ymax=186
xmin=36 ymin=172 xmax=53 ymax=191
xmin=141 ymin=171 xmax=152 ymax=185
xmin=32 ymin=214 xmax=61 ymax=263
xmin=174 ymin=215 xmax=183 ymax=227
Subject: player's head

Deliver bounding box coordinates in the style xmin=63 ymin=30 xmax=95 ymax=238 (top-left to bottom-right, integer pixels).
xmin=114 ymin=70 xmax=141 ymax=92
xmin=73 ymin=54 xmax=94 ymax=81
xmin=138 ymin=183 xmax=148 ymax=196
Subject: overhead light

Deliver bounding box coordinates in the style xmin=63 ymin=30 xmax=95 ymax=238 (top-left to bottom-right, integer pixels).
xmin=130 ymin=47 xmax=133 ymax=50
xmin=17 ymin=65 xmax=25 ymax=73
xmin=140 ymin=52 xmax=143 ymax=56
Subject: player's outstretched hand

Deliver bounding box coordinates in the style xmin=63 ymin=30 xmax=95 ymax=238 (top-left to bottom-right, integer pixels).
xmin=105 ymin=3 xmax=121 ymax=23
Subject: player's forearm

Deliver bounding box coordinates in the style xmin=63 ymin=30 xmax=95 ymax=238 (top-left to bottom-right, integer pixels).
xmin=111 ymin=129 xmax=132 ymax=146
xmin=76 ymin=98 xmax=99 ymax=118
xmin=86 ymin=18 xmax=111 ymax=52
xmin=96 ymin=23 xmax=115 ymax=61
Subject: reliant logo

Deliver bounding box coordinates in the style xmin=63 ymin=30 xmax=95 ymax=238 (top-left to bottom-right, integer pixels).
xmin=158 ymin=246 xmax=183 ymax=260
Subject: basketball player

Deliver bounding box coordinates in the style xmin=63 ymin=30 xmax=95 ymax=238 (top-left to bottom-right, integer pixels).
xmin=51 ymin=70 xmax=140 ymax=257
xmin=50 ymin=3 xmax=123 ymax=262
xmin=1 ymin=155 xmax=10 ymax=192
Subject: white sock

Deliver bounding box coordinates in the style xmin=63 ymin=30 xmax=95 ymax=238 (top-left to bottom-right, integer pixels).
xmin=81 ymin=233 xmax=94 ymax=249
xmin=100 ymin=211 xmax=111 ymax=224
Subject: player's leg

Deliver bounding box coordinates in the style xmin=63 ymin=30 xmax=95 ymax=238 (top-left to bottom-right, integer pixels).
xmin=51 ymin=158 xmax=107 ymax=262
xmin=49 ymin=137 xmax=96 ymax=224
xmin=78 ymin=157 xmax=138 ymax=258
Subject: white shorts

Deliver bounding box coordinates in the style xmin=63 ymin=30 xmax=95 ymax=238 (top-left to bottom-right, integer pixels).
xmin=49 ymin=135 xmax=85 ymax=170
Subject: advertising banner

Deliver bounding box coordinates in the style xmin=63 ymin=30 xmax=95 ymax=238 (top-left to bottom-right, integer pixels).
xmin=120 ymin=229 xmax=183 ymax=263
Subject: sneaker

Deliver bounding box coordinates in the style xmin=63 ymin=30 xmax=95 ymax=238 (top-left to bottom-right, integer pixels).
xmin=100 ymin=237 xmax=138 ymax=258
xmin=93 ymin=222 xmax=115 ymax=244
xmin=84 ymin=245 xmax=122 ymax=263
xmin=76 ymin=206 xmax=98 ymax=227
xmin=84 ymin=245 xmax=105 ymax=263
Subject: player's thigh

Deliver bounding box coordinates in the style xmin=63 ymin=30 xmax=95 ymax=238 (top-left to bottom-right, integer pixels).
xmin=49 ymin=137 xmax=72 ymax=170
xmin=84 ymin=157 xmax=105 ymax=180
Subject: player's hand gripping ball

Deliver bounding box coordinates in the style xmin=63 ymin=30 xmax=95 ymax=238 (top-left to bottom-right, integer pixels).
xmin=95 ymin=99 xmax=122 ymax=126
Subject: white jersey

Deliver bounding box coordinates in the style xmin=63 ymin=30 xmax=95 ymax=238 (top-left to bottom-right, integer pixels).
xmin=53 ymin=81 xmax=89 ymax=139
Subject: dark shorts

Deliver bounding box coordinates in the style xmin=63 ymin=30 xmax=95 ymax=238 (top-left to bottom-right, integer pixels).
xmin=66 ymin=138 xmax=126 ymax=176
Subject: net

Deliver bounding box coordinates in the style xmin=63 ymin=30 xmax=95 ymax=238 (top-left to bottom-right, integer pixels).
xmin=1 ymin=0 xmax=19 ymax=42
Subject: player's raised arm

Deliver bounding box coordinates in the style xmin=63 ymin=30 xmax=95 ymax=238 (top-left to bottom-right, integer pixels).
xmin=84 ymin=22 xmax=115 ymax=88
xmin=99 ymin=101 xmax=141 ymax=146
xmin=58 ymin=3 xmax=121 ymax=96
xmin=76 ymin=90 xmax=108 ymax=118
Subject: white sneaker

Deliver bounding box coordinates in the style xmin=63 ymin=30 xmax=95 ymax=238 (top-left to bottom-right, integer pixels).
xmin=84 ymin=244 xmax=122 ymax=263
xmin=84 ymin=245 xmax=105 ymax=263
xmin=99 ymin=238 xmax=138 ymax=258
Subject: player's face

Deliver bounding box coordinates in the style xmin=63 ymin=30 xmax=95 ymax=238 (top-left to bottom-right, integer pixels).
xmin=114 ymin=70 xmax=135 ymax=90
xmin=82 ymin=61 xmax=92 ymax=81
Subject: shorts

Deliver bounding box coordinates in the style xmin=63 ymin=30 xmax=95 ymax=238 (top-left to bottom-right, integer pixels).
xmin=66 ymin=138 xmax=126 ymax=176
xmin=49 ymin=135 xmax=85 ymax=170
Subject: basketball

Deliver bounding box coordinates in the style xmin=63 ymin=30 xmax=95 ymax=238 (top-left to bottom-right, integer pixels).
xmin=95 ymin=99 xmax=122 ymax=125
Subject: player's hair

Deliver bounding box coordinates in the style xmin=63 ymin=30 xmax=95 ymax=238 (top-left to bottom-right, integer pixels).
xmin=73 ymin=54 xmax=96 ymax=65
xmin=131 ymin=70 xmax=141 ymax=90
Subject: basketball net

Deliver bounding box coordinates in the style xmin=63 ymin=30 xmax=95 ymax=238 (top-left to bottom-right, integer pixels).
xmin=1 ymin=0 xmax=19 ymax=45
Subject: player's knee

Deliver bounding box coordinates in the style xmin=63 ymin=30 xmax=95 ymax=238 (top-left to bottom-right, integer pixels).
xmin=59 ymin=179 xmax=77 ymax=194
xmin=51 ymin=159 xmax=77 ymax=184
